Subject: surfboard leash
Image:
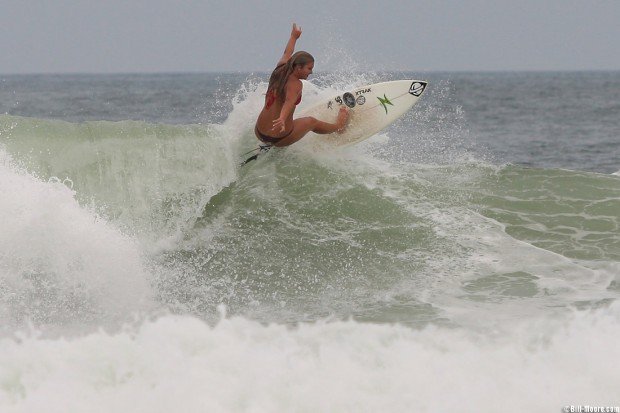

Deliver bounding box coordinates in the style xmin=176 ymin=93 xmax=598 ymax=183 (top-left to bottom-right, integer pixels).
xmin=240 ymin=144 xmax=273 ymax=166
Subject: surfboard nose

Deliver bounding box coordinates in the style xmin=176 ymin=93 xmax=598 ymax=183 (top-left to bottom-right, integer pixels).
xmin=408 ymin=81 xmax=427 ymax=97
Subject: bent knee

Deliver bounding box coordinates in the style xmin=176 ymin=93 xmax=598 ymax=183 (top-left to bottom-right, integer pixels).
xmin=294 ymin=116 xmax=318 ymax=132
xmin=305 ymin=117 xmax=319 ymax=128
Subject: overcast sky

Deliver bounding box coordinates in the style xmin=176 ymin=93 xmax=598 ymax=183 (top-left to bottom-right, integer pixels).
xmin=1 ymin=0 xmax=619 ymax=74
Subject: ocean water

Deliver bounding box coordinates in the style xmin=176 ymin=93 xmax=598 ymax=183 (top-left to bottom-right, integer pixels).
xmin=0 ymin=71 xmax=619 ymax=412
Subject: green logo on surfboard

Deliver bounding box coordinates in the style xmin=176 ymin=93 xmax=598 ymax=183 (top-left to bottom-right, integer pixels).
xmin=377 ymin=94 xmax=394 ymax=114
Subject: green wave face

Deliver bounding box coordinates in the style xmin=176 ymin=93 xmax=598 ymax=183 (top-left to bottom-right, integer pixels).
xmin=2 ymin=114 xmax=618 ymax=326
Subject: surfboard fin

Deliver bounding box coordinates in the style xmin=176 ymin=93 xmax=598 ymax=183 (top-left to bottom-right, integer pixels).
xmin=240 ymin=144 xmax=272 ymax=166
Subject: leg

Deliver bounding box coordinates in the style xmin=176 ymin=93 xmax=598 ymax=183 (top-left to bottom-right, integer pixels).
xmin=275 ymin=107 xmax=349 ymax=147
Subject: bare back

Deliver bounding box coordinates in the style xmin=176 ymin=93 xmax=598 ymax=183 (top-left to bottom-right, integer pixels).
xmin=256 ymin=77 xmax=302 ymax=136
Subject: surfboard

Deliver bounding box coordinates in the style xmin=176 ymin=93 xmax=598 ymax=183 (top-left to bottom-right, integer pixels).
xmin=300 ymin=79 xmax=428 ymax=147
xmin=241 ymin=79 xmax=427 ymax=165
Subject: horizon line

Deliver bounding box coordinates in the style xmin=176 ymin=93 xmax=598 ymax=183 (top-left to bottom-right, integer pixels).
xmin=2 ymin=68 xmax=620 ymax=77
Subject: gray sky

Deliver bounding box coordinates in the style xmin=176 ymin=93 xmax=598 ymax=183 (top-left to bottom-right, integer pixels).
xmin=1 ymin=0 xmax=619 ymax=74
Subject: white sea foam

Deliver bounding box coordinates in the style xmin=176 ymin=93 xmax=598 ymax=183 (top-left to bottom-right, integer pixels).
xmin=0 ymin=303 xmax=618 ymax=413
xmin=0 ymin=150 xmax=152 ymax=327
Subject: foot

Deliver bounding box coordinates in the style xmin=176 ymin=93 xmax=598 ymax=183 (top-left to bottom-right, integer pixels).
xmin=336 ymin=107 xmax=349 ymax=134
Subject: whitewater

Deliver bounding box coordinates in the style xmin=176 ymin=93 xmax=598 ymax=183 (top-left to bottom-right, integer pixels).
xmin=0 ymin=71 xmax=619 ymax=412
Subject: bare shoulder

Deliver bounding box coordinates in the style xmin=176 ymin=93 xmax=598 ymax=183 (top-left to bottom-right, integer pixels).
xmin=286 ymin=78 xmax=303 ymax=93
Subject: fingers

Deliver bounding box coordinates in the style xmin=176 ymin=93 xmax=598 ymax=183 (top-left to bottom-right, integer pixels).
xmin=291 ymin=23 xmax=302 ymax=35
xmin=272 ymin=119 xmax=285 ymax=132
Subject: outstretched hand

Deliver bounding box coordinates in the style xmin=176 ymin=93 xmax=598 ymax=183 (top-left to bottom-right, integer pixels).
xmin=291 ymin=23 xmax=302 ymax=39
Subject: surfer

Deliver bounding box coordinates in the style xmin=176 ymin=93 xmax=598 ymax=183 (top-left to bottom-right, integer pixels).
xmin=254 ymin=23 xmax=349 ymax=147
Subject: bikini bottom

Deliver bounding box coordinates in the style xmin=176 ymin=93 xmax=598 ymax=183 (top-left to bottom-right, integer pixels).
xmin=254 ymin=125 xmax=293 ymax=144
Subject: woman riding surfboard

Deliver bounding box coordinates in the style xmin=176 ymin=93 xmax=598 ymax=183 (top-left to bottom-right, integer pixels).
xmin=254 ymin=23 xmax=349 ymax=147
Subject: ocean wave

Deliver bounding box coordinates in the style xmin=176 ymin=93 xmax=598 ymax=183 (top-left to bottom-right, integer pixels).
xmin=1 ymin=304 xmax=619 ymax=412
xmin=1 ymin=77 xmax=618 ymax=331
xmin=0 ymin=115 xmax=240 ymax=240
xmin=0 ymin=150 xmax=152 ymax=328
xmin=2 ymin=109 xmax=618 ymax=329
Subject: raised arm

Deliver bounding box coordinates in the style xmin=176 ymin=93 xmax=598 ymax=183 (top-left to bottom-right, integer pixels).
xmin=276 ymin=23 xmax=302 ymax=66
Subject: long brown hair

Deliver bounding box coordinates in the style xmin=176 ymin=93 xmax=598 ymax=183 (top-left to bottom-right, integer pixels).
xmin=268 ymin=51 xmax=314 ymax=103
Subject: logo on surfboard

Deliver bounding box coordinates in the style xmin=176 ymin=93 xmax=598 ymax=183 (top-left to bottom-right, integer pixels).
xmin=409 ymin=82 xmax=426 ymax=97
xmin=343 ymin=92 xmax=356 ymax=108
xmin=377 ymin=94 xmax=394 ymax=114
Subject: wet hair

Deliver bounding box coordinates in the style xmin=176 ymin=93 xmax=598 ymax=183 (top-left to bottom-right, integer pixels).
xmin=268 ymin=51 xmax=314 ymax=103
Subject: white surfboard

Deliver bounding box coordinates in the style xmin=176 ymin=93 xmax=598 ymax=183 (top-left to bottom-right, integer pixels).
xmin=300 ymin=80 xmax=428 ymax=147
